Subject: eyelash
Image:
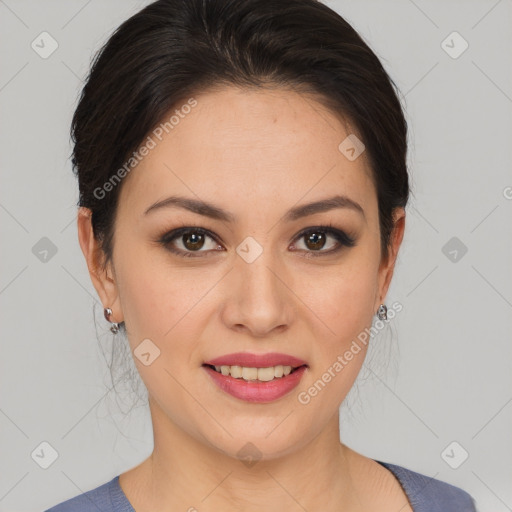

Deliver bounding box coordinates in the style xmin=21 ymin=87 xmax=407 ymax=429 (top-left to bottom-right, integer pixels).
xmin=157 ymin=223 xmax=356 ymax=259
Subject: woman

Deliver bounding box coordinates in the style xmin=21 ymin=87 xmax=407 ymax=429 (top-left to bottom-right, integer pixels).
xmin=46 ymin=0 xmax=477 ymax=510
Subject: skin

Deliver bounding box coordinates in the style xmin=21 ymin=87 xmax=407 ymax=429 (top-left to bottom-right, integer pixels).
xmin=78 ymin=85 xmax=409 ymax=511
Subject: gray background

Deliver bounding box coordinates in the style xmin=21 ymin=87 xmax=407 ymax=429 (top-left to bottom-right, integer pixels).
xmin=1 ymin=0 xmax=511 ymax=510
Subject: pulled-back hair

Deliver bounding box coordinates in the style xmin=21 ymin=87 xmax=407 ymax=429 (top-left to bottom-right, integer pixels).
xmin=71 ymin=0 xmax=409 ymax=272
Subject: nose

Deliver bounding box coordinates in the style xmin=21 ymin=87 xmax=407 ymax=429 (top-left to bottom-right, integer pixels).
xmin=220 ymin=248 xmax=294 ymax=338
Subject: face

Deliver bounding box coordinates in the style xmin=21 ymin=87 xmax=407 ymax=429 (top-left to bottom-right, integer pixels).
xmin=80 ymin=85 xmax=404 ymax=461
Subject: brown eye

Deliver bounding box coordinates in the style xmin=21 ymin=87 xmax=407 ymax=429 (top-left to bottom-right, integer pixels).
xmin=304 ymin=231 xmax=327 ymax=251
xmin=292 ymin=225 xmax=356 ymax=258
xmin=159 ymin=227 xmax=223 ymax=258
xmin=182 ymin=232 xmax=206 ymax=251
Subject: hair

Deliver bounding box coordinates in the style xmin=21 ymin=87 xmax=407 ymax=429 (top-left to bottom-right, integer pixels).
xmin=71 ymin=0 xmax=409 ymax=409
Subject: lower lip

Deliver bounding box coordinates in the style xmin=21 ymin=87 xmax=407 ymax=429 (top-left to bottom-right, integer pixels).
xmin=202 ymin=365 xmax=308 ymax=403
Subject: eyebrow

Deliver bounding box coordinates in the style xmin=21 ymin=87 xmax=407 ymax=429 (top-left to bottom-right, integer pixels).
xmin=143 ymin=194 xmax=365 ymax=222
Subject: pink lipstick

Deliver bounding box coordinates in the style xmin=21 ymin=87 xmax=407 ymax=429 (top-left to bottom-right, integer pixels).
xmin=202 ymin=352 xmax=308 ymax=403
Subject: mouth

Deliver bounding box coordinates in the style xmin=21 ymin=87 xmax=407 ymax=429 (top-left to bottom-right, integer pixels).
xmin=202 ymin=362 xmax=309 ymax=403
xmin=202 ymin=363 xmax=308 ymax=382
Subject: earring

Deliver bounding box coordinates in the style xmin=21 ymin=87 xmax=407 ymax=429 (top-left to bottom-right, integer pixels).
xmin=104 ymin=307 xmax=120 ymax=334
xmin=377 ymin=304 xmax=388 ymax=321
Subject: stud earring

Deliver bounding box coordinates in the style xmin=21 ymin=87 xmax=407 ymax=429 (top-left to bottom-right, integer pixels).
xmin=104 ymin=307 xmax=120 ymax=334
xmin=377 ymin=304 xmax=388 ymax=321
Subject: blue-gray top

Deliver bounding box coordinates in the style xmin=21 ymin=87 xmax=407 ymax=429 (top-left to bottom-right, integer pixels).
xmin=44 ymin=460 xmax=478 ymax=511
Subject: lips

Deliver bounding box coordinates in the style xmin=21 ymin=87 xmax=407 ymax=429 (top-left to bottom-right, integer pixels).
xmin=203 ymin=352 xmax=308 ymax=369
xmin=202 ymin=362 xmax=308 ymax=403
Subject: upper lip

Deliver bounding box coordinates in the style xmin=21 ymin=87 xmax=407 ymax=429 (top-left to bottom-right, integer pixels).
xmin=203 ymin=352 xmax=308 ymax=368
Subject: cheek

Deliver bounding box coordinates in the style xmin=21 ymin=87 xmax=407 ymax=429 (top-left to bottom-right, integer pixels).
xmin=298 ymin=259 xmax=378 ymax=338
xmin=113 ymin=240 xmax=173 ymax=337
xmin=296 ymin=269 xmax=375 ymax=411
xmin=115 ymin=241 xmax=217 ymax=343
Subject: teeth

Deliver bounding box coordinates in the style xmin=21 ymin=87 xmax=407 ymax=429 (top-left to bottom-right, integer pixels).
xmin=212 ymin=364 xmax=295 ymax=381
xmin=230 ymin=365 xmax=242 ymax=378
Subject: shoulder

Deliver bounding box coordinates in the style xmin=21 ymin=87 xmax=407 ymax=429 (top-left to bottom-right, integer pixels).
xmin=377 ymin=460 xmax=478 ymax=512
xmin=44 ymin=475 xmax=134 ymax=512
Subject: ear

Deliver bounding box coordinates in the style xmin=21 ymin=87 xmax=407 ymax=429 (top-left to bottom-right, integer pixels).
xmin=374 ymin=207 xmax=406 ymax=310
xmin=77 ymin=207 xmax=124 ymax=324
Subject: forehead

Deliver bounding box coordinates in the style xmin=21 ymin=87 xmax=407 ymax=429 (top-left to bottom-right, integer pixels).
xmin=118 ymin=86 xmax=376 ymax=218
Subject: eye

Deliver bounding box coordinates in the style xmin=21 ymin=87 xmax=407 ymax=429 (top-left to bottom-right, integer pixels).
xmin=291 ymin=224 xmax=356 ymax=258
xmin=159 ymin=227 xmax=223 ymax=258
xmin=158 ymin=223 xmax=356 ymax=259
